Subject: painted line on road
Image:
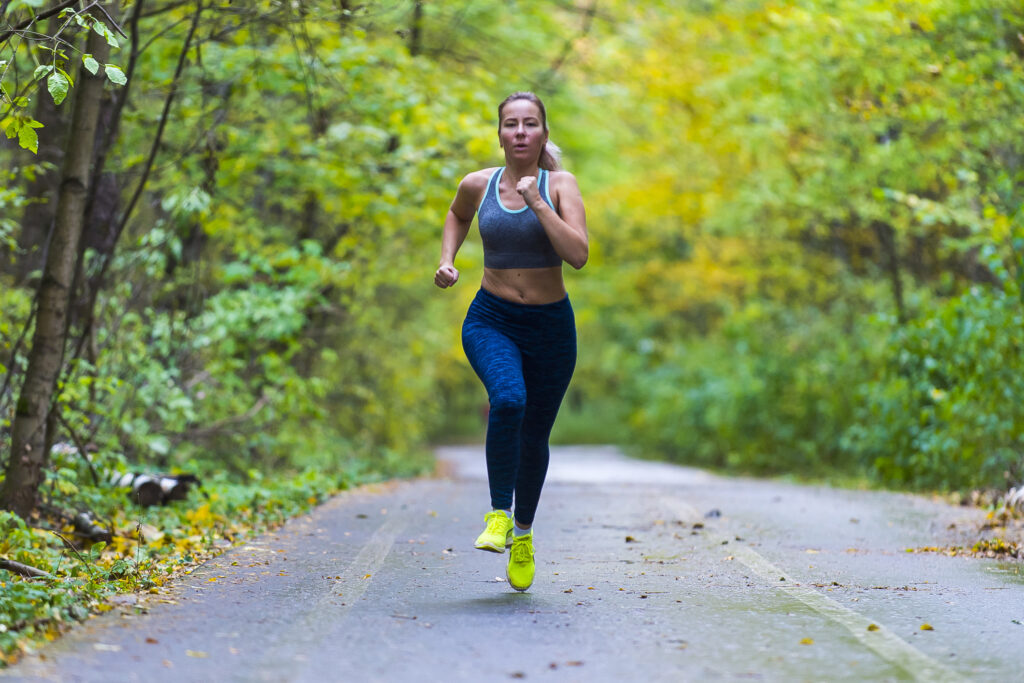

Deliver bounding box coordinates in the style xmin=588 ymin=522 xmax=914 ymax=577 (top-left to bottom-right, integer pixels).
xmin=256 ymin=513 xmax=407 ymax=681
xmin=665 ymin=499 xmax=963 ymax=683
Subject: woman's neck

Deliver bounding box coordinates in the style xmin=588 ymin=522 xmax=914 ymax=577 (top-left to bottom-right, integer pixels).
xmin=503 ymin=162 xmax=540 ymax=185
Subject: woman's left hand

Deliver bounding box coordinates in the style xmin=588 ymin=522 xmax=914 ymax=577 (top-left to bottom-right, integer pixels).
xmin=516 ymin=176 xmax=543 ymax=209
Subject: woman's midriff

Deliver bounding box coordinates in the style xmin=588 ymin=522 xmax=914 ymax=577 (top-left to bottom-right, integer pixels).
xmin=482 ymin=266 xmax=566 ymax=305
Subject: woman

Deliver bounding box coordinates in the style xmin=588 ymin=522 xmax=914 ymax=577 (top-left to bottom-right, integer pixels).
xmin=434 ymin=92 xmax=588 ymax=592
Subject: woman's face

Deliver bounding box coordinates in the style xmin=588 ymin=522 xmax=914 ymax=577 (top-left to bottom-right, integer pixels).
xmin=499 ymin=100 xmax=547 ymax=165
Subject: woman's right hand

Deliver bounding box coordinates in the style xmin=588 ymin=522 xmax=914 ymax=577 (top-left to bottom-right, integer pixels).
xmin=435 ymin=263 xmax=459 ymax=288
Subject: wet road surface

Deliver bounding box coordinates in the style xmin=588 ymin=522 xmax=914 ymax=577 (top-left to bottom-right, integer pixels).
xmin=5 ymin=445 xmax=1023 ymax=682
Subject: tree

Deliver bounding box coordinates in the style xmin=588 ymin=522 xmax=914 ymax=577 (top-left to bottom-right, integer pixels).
xmin=1 ymin=8 xmax=111 ymax=517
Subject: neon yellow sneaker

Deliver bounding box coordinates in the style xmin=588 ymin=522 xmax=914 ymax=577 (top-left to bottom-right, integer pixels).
xmin=474 ymin=511 xmax=513 ymax=553
xmin=506 ymin=532 xmax=535 ymax=591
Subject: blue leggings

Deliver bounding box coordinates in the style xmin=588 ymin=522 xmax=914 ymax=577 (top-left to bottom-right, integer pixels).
xmin=462 ymin=288 xmax=577 ymax=527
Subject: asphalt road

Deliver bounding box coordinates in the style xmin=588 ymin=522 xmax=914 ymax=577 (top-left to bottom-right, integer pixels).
xmin=5 ymin=445 xmax=1023 ymax=682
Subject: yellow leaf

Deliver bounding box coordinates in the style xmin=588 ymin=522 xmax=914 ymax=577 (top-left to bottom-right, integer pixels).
xmin=363 ymin=573 xmax=372 ymax=579
xmin=867 ymin=624 xmax=880 ymax=632
xmin=920 ymin=624 xmax=934 ymax=631
xmin=799 ymin=638 xmax=814 ymax=645
xmin=186 ymin=650 xmax=209 ymax=658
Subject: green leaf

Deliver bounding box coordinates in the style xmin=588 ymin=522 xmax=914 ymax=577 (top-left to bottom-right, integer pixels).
xmin=93 ymin=21 xmax=120 ymax=49
xmin=33 ymin=64 xmax=54 ymax=81
xmin=18 ymin=122 xmax=39 ymax=153
xmin=47 ymin=71 xmax=69 ymax=105
xmin=82 ymin=54 xmax=100 ymax=75
xmin=104 ymin=65 xmax=127 ymax=86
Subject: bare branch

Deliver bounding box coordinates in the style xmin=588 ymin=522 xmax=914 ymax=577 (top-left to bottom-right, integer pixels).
xmin=54 ymin=411 xmax=100 ymax=486
xmin=0 ymin=558 xmax=54 ymax=579
xmin=173 ymin=395 xmax=270 ymax=443
xmin=0 ymin=0 xmax=81 ymax=44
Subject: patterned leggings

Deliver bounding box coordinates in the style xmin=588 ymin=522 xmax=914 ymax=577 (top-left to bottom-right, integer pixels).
xmin=461 ymin=287 xmax=577 ymax=527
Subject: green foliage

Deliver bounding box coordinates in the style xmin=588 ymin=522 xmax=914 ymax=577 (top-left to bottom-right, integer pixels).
xmin=0 ymin=5 xmax=126 ymax=152
xmin=622 ymin=296 xmax=882 ymax=476
xmin=843 ymin=283 xmax=1024 ymax=490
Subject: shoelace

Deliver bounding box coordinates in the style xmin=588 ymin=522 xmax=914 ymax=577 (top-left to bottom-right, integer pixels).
xmin=486 ymin=515 xmax=507 ymax=534
xmin=510 ymin=539 xmax=531 ymax=562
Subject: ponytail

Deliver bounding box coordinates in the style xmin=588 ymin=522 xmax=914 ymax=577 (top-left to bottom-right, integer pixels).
xmin=539 ymin=139 xmax=562 ymax=171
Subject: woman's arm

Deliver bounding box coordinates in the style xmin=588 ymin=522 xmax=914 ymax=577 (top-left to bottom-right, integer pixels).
xmin=517 ymin=171 xmax=588 ymax=270
xmin=435 ymin=171 xmax=489 ymax=288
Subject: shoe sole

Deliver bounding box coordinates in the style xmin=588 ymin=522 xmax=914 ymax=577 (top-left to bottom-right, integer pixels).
xmin=475 ymin=534 xmax=514 ymax=553
xmin=475 ymin=542 xmax=505 ymax=554
xmin=506 ymin=567 xmax=533 ymax=592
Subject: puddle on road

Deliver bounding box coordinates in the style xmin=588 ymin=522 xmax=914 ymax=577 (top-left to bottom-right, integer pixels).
xmin=985 ymin=561 xmax=1024 ymax=584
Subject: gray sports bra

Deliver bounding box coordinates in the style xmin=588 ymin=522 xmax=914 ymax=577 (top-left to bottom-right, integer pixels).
xmin=477 ymin=167 xmax=562 ymax=269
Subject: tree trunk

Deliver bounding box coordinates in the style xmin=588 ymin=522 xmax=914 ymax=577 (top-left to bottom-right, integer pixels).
xmin=872 ymin=220 xmax=906 ymax=324
xmin=3 ymin=18 xmax=71 ymax=286
xmin=409 ymin=0 xmax=423 ymax=56
xmin=1 ymin=16 xmax=111 ymax=519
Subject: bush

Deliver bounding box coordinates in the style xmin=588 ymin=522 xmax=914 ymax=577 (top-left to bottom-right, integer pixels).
xmin=842 ymin=284 xmax=1024 ymax=491
xmin=625 ymin=299 xmax=880 ymax=477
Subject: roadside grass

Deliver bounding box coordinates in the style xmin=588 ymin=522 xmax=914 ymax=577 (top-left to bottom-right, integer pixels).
xmin=0 ymin=449 xmax=433 ymax=667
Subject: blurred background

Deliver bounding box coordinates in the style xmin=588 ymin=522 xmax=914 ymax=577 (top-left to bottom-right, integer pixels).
xmin=2 ymin=0 xmax=1023 ymax=507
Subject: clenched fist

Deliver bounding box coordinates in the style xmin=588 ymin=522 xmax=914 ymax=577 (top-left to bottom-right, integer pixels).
xmin=435 ymin=263 xmax=459 ymax=288
xmin=516 ymin=176 xmax=542 ymax=209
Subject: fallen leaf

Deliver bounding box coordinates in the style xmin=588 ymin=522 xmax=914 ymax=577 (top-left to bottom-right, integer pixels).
xmin=186 ymin=650 xmax=208 ymax=658
xmin=625 ymin=536 xmax=638 ymax=543
xmin=363 ymin=573 xmax=372 ymax=579
xmin=867 ymin=624 xmax=880 ymax=632
xmin=93 ymin=643 xmax=121 ymax=652
xmin=145 ymin=637 xmax=159 ymax=644
xmin=563 ymin=589 xmax=573 ymax=593
xmin=566 ymin=661 xmax=584 ymax=667
xmin=799 ymin=638 xmax=814 ymax=645
xmin=920 ymin=623 xmax=934 ymax=631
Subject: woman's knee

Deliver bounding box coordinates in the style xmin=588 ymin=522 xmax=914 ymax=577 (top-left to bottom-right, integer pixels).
xmin=489 ymin=388 xmax=527 ymax=417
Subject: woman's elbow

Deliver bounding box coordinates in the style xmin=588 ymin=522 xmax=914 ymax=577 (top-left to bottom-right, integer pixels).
xmin=568 ymin=246 xmax=588 ymax=270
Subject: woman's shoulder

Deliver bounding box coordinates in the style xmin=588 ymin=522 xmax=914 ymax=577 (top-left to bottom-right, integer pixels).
xmin=547 ymin=170 xmax=581 ymax=192
xmin=455 ymin=167 xmax=498 ymax=198
xmin=461 ymin=167 xmax=500 ymax=187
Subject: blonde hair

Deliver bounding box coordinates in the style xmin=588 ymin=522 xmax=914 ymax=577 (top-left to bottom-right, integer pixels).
xmin=498 ymin=91 xmax=563 ymax=171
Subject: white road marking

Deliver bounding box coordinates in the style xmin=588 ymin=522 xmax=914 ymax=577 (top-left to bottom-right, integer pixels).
xmin=665 ymin=499 xmax=964 ymax=683
xmin=257 ymin=513 xmax=407 ymax=681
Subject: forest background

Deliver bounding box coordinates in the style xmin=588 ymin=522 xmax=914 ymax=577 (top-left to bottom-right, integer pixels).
xmin=1 ymin=0 xmax=1023 ymax=659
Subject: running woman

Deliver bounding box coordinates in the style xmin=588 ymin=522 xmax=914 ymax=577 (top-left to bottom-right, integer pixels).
xmin=434 ymin=92 xmax=588 ymax=591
